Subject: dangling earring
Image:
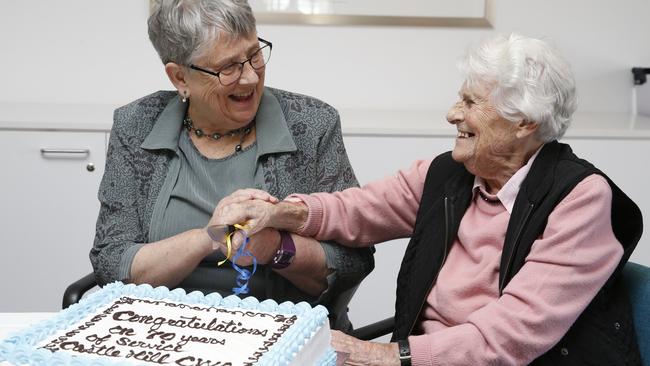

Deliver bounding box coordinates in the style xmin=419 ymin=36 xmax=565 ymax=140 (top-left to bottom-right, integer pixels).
xmin=181 ymin=90 xmax=189 ymax=103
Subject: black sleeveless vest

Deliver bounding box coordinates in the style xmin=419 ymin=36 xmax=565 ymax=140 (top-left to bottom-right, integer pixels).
xmin=392 ymin=141 xmax=643 ymax=365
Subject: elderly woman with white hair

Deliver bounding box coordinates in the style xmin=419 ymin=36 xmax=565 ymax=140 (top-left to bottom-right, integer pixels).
xmin=89 ymin=0 xmax=374 ymax=332
xmin=213 ymin=34 xmax=643 ymax=365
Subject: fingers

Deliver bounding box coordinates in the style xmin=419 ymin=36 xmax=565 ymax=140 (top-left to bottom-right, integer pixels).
xmin=228 ymin=189 xmax=279 ymax=203
xmin=238 ymin=215 xmax=266 ymax=237
xmin=215 ymin=230 xmax=265 ymax=267
xmin=211 ymin=189 xmax=278 ymax=231
xmin=231 ymin=230 xmax=247 ymax=247
xmin=214 ymin=230 xmax=248 ymax=262
xmin=216 ymin=201 xmax=275 ymax=236
xmin=215 ymin=191 xmax=269 ymax=211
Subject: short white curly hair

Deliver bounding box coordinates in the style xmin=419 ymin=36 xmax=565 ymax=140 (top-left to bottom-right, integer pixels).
xmin=459 ymin=33 xmax=577 ymax=142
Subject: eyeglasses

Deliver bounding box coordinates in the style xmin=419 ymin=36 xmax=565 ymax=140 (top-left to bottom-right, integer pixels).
xmin=189 ymin=37 xmax=272 ymax=86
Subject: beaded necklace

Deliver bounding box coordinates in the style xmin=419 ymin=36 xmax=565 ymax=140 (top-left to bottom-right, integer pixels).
xmin=183 ymin=115 xmax=253 ymax=153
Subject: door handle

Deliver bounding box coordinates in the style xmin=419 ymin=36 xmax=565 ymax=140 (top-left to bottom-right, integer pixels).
xmin=40 ymin=148 xmax=90 ymax=158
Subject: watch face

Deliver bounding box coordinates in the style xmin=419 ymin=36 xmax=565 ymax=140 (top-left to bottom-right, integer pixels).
xmin=273 ymin=252 xmax=283 ymax=263
xmin=272 ymin=249 xmax=294 ymax=268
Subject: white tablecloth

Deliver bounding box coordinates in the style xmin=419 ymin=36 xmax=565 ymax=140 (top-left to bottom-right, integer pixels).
xmin=0 ymin=313 xmax=55 ymax=340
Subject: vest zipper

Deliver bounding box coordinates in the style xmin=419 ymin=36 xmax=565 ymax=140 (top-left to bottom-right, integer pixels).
xmin=498 ymin=202 xmax=534 ymax=295
xmin=406 ymin=196 xmax=453 ymax=337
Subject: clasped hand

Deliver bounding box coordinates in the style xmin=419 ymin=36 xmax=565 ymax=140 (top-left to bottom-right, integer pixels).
xmin=207 ymin=189 xmax=283 ymax=266
xmin=209 ymin=191 xmax=400 ymax=364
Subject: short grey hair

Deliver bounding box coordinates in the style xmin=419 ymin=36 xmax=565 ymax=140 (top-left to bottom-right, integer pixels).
xmin=148 ymin=0 xmax=256 ymax=65
xmin=458 ymin=34 xmax=577 ymax=142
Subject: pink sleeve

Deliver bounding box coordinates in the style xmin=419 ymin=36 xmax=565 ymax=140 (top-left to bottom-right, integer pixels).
xmin=288 ymin=159 xmax=430 ymax=247
xmin=409 ymin=174 xmax=624 ymax=366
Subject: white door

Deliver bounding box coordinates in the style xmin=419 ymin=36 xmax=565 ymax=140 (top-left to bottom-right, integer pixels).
xmin=0 ymin=130 xmax=106 ymax=311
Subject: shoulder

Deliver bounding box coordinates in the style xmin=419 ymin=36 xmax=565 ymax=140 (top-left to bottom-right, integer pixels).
xmin=561 ymin=173 xmax=612 ymax=206
xmin=428 ymin=151 xmax=467 ymax=179
xmin=553 ymin=143 xmax=634 ymax=208
xmin=557 ymin=149 xmax=643 ymax=250
xmin=550 ymin=143 xmax=613 ymax=197
xmin=112 ymin=91 xmax=177 ymax=138
xmin=431 ymin=151 xmax=462 ymax=169
xmin=266 ymin=87 xmax=336 ymax=113
xmin=266 ymin=87 xmax=339 ymax=127
xmin=555 ymin=142 xmax=599 ymax=174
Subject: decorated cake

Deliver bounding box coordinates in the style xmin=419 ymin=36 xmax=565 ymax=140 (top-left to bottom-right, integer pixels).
xmin=0 ymin=282 xmax=336 ymax=365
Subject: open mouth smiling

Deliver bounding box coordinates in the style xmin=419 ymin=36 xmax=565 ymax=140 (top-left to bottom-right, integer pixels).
xmin=457 ymin=130 xmax=475 ymax=138
xmin=229 ymin=90 xmax=254 ymax=102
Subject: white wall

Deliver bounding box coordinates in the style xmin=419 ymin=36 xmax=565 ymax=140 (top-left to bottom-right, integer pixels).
xmin=1 ymin=0 xmax=649 ymax=112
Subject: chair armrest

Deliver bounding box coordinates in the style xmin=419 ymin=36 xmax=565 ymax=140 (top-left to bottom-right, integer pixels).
xmin=350 ymin=316 xmax=395 ymax=341
xmin=62 ymin=273 xmax=97 ymax=309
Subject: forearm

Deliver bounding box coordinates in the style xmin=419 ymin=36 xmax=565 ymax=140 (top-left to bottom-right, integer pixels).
xmin=130 ymin=228 xmax=214 ymax=288
xmin=273 ymin=233 xmax=328 ymax=296
xmin=267 ymin=203 xmax=375 ymax=297
xmin=268 ymin=201 xmax=309 ymax=232
xmin=288 ymin=160 xmax=430 ymax=245
xmin=331 ymin=330 xmax=400 ymax=366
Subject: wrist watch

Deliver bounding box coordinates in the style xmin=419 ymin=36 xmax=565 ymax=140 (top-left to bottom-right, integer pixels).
xmin=270 ymin=230 xmax=296 ymax=269
xmin=397 ymin=339 xmax=411 ymax=366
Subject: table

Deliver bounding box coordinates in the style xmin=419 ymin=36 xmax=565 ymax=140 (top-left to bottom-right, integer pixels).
xmin=0 ymin=313 xmax=55 ymax=340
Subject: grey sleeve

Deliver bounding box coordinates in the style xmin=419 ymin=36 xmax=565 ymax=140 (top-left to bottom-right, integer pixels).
xmin=312 ymin=109 xmax=375 ymax=304
xmin=89 ymin=110 xmax=147 ymax=285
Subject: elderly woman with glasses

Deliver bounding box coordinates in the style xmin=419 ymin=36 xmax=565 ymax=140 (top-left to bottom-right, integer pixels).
xmin=213 ymin=34 xmax=643 ymax=365
xmin=89 ymin=0 xmax=373 ymax=331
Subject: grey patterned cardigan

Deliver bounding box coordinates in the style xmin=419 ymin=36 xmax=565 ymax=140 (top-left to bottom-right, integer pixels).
xmin=90 ymin=87 xmax=374 ymax=330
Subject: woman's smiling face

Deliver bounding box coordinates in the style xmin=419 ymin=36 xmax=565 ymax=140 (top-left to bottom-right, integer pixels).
xmin=446 ymin=81 xmax=521 ymax=177
xmin=186 ymin=32 xmax=266 ymax=131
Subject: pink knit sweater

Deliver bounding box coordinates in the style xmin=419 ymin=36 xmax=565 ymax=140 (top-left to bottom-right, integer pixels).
xmin=292 ymin=158 xmax=622 ymax=366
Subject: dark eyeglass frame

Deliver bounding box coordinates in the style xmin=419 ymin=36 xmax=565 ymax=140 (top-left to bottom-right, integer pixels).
xmin=189 ymin=37 xmax=272 ymax=86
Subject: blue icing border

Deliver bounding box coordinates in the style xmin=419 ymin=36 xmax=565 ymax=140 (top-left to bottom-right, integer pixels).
xmin=0 ymin=282 xmax=335 ymax=366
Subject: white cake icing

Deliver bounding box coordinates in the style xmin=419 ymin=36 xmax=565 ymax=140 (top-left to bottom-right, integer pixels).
xmin=0 ymin=282 xmax=336 ymax=366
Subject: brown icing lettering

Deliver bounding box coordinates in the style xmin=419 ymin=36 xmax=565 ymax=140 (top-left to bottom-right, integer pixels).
xmin=125 ymin=350 xmax=171 ymax=364
xmin=175 ymin=356 xmax=232 ymax=366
